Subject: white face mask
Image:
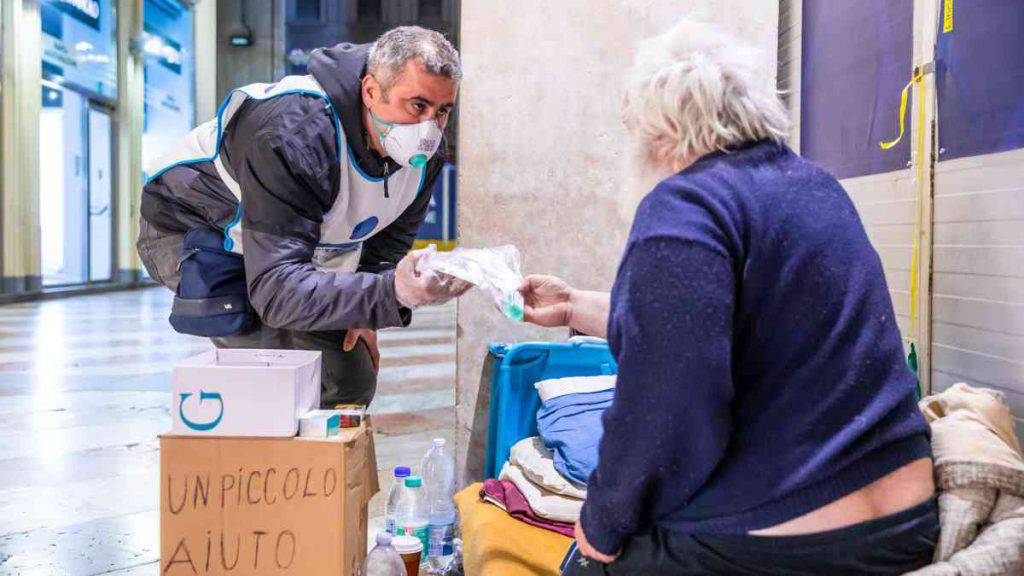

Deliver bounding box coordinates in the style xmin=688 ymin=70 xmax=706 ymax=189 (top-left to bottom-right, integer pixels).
xmin=370 ymin=109 xmax=442 ymax=169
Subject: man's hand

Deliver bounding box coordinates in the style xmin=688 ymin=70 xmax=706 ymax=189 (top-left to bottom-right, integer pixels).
xmin=575 ymin=520 xmax=619 ymax=564
xmin=519 ymin=275 xmax=575 ymax=328
xmin=395 ymin=249 xmax=472 ymax=309
xmin=343 ymin=329 xmax=379 ymax=373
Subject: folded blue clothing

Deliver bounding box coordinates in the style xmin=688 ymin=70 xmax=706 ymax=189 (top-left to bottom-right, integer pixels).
xmin=535 ymin=389 xmax=615 ymax=486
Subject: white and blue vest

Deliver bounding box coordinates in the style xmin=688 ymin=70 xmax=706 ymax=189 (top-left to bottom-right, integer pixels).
xmin=145 ymin=75 xmax=426 ymax=273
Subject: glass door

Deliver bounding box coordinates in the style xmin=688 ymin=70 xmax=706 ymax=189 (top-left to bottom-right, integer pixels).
xmin=88 ymin=107 xmax=114 ymax=282
xmin=39 ymin=86 xmax=116 ymax=287
xmin=40 ymin=86 xmax=89 ymax=286
xmin=39 ymin=0 xmax=118 ymax=288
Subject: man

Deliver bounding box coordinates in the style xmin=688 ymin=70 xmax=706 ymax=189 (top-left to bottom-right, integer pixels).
xmin=138 ymin=26 xmax=467 ymax=407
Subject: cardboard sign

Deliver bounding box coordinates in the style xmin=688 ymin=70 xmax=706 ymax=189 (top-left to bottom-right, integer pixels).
xmin=160 ymin=424 xmax=379 ymax=575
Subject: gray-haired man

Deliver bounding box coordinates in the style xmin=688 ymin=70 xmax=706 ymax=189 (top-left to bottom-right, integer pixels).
xmin=138 ymin=26 xmax=467 ymax=406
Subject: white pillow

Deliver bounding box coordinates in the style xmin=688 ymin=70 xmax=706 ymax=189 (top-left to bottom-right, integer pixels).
xmin=500 ymin=462 xmax=582 ymax=523
xmin=534 ymin=375 xmax=616 ymax=403
xmin=509 ymin=437 xmax=587 ymax=499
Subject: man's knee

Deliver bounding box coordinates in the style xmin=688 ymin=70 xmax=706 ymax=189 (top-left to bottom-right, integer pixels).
xmin=137 ymin=219 xmax=183 ymax=291
xmin=292 ymin=331 xmax=378 ymax=407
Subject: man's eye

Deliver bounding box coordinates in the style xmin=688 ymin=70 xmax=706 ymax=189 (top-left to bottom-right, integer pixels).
xmin=438 ymin=109 xmax=450 ymax=117
xmin=413 ymin=102 xmax=425 ymax=112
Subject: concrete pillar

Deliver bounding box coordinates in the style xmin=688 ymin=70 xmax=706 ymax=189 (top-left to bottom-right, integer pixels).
xmin=454 ymin=1 xmax=780 ymax=482
xmin=216 ymin=0 xmax=286 ymax=98
xmin=194 ymin=0 xmax=220 ymax=120
xmin=0 ymin=0 xmax=42 ymax=292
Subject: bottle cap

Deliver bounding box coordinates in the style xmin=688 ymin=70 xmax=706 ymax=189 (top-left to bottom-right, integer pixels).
xmin=392 ymin=535 xmax=423 ymax=554
xmin=375 ymin=532 xmax=393 ymax=546
xmin=405 ymin=476 xmax=422 ymax=488
xmin=394 ymin=466 xmax=411 ymax=478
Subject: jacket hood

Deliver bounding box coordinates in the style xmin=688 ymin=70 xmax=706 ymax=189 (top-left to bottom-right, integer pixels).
xmin=308 ymin=42 xmax=394 ymax=177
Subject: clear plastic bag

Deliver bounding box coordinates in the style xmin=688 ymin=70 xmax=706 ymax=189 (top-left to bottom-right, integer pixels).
xmin=418 ymin=245 xmax=525 ymax=321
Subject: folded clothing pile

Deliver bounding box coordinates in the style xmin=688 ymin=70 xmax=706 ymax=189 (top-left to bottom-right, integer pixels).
xmin=480 ymin=374 xmax=616 ymax=536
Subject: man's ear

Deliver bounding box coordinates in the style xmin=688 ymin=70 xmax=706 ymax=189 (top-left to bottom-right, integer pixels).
xmin=362 ymin=74 xmax=379 ymax=106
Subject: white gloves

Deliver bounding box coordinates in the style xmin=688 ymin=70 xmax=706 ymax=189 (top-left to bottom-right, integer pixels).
xmin=394 ymin=249 xmax=472 ymax=309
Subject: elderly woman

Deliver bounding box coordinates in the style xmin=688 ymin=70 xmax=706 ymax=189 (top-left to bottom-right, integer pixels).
xmin=519 ymin=20 xmax=938 ymax=575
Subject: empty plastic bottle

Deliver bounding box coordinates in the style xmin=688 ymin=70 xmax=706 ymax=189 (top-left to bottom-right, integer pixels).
xmin=396 ymin=476 xmax=429 ymax=552
xmin=421 ymin=439 xmax=456 ymax=505
xmin=385 ymin=466 xmax=412 ymax=535
xmin=365 ymin=532 xmax=408 ymax=576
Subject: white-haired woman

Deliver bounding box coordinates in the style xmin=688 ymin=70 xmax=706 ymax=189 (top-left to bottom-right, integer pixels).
xmin=520 ymin=20 xmax=937 ymax=575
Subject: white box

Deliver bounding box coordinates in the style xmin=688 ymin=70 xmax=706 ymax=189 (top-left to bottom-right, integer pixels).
xmin=299 ymin=409 xmax=342 ymax=438
xmin=171 ymin=349 xmax=321 ymax=437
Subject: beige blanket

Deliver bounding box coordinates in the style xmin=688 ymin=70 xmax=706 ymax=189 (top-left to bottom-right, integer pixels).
xmin=906 ymin=383 xmax=1024 ymax=576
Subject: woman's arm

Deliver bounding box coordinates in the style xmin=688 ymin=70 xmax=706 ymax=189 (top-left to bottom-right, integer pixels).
xmin=518 ymin=275 xmax=610 ymax=338
xmin=580 ymin=231 xmax=736 ymax=557
xmin=568 ymin=289 xmax=611 ymax=338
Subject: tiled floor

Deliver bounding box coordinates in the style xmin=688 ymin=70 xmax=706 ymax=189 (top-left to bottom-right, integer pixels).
xmin=0 ymin=287 xmax=456 ymax=575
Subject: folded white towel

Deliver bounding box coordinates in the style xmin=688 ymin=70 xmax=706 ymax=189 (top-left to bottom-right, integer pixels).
xmin=509 ymin=436 xmax=587 ymax=499
xmin=500 ymin=462 xmax=583 ymax=524
xmin=534 ymin=374 xmax=616 ymax=403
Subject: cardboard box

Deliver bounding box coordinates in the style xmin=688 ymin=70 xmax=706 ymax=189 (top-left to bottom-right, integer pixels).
xmin=160 ymin=423 xmax=379 ymax=575
xmin=172 ymin=349 xmax=321 ymax=436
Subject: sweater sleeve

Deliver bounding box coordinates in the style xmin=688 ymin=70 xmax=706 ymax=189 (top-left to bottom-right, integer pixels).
xmin=579 ymin=202 xmax=737 ymax=555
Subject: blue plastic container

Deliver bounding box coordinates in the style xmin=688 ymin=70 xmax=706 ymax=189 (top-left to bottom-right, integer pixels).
xmin=484 ymin=339 xmax=618 ymax=479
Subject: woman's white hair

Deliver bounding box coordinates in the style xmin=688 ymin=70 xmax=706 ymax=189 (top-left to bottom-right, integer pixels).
xmin=623 ymin=18 xmax=788 ymax=169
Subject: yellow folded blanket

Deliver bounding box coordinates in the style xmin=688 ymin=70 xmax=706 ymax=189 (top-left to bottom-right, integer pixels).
xmin=455 ymin=483 xmax=573 ymax=576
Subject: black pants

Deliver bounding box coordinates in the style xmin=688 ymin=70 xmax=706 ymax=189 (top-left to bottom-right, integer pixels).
xmin=212 ymin=323 xmax=378 ymax=407
xmin=562 ymin=498 xmax=939 ymax=576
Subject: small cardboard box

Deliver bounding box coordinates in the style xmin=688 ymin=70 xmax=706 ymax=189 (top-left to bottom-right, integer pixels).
xmin=172 ymin=349 xmax=321 ymax=436
xmin=160 ymin=423 xmax=379 ymax=575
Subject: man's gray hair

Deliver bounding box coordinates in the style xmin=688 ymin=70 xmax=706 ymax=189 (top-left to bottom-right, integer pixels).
xmin=368 ymin=26 xmax=462 ymax=92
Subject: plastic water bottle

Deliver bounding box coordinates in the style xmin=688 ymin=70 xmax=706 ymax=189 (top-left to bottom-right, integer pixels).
xmin=422 ymin=439 xmax=457 ymax=567
xmin=396 ymin=476 xmax=429 ymax=552
xmin=385 ymin=466 xmax=412 ymax=535
xmin=421 ymin=439 xmax=456 ymax=504
xmin=365 ymin=532 xmax=407 ymax=576
xmin=427 ymin=499 xmax=457 ymax=568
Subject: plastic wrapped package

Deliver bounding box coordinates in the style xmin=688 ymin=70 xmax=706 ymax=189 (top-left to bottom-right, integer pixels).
xmin=418 ymin=245 xmax=525 ymax=321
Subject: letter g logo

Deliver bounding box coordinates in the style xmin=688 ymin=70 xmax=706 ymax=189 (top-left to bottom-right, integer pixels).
xmin=178 ymin=390 xmax=224 ymax=431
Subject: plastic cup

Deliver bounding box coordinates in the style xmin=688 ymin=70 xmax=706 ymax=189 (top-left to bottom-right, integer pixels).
xmin=392 ymin=535 xmax=423 ymax=576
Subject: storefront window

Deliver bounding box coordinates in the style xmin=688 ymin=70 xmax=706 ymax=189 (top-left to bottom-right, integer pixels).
xmin=142 ymin=0 xmax=196 ymax=171
xmin=39 ymin=0 xmax=118 ymax=286
xmin=40 ymin=0 xmax=118 ymax=100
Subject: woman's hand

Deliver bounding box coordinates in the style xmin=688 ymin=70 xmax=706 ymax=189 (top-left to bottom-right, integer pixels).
xmin=519 ymin=275 xmax=575 ymax=328
xmin=519 ymin=275 xmax=611 ymax=338
xmin=574 ymin=520 xmax=619 ymax=564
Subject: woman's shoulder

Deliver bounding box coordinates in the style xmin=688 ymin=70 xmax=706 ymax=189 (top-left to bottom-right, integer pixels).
xmin=634 ymin=169 xmax=745 ymax=236
xmin=625 ymin=180 xmax=740 ymax=264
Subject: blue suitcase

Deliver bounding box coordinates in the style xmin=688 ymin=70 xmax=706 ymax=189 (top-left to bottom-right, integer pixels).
xmin=484 ymin=338 xmax=617 ymax=479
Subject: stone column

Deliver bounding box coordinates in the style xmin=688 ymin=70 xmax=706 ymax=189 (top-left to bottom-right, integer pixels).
xmin=115 ymin=0 xmax=144 ymax=283
xmin=1 ymin=0 xmax=42 ymax=293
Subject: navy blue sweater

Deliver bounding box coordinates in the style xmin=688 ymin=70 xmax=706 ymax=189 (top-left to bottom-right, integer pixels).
xmin=580 ymin=141 xmax=931 ymax=555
